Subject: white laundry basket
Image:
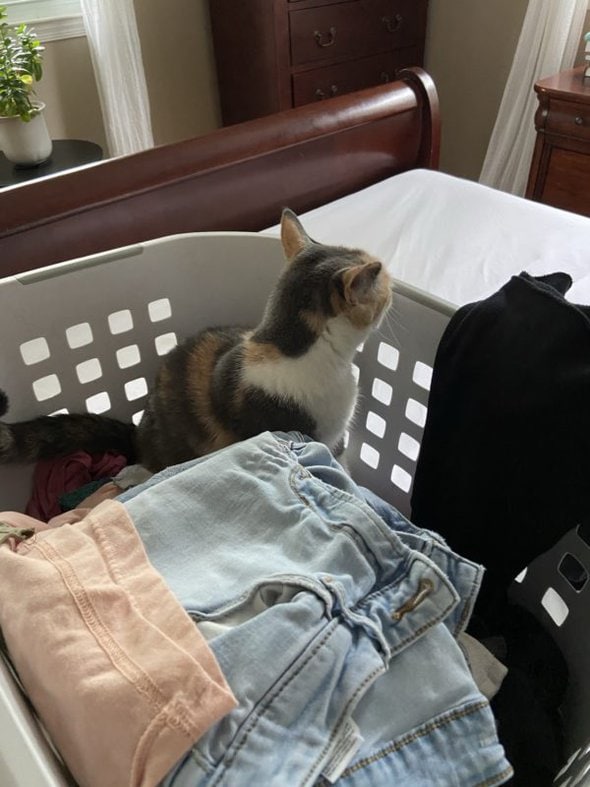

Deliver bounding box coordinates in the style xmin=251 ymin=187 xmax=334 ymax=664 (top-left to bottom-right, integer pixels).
xmin=0 ymin=233 xmax=587 ymax=786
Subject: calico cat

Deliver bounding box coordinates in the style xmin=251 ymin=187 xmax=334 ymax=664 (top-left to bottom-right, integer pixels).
xmin=0 ymin=210 xmax=392 ymax=472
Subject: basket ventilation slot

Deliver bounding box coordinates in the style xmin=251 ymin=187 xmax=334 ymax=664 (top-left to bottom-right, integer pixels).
xmin=17 ymin=297 xmax=177 ymax=419
xmin=558 ymin=553 xmax=588 ymax=592
xmin=352 ymin=339 xmax=437 ymax=503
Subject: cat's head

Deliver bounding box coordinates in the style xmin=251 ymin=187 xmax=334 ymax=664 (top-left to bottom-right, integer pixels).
xmin=279 ymin=208 xmax=392 ymax=333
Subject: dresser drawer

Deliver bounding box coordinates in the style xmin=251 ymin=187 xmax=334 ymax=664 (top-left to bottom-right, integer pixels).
xmin=288 ymin=0 xmax=357 ymax=4
xmin=545 ymin=98 xmax=590 ymax=142
xmin=210 ymin=0 xmax=428 ymax=125
xmin=290 ymin=0 xmax=425 ymax=67
xmin=539 ymin=147 xmax=590 ymax=216
xmin=292 ymin=47 xmax=419 ymax=106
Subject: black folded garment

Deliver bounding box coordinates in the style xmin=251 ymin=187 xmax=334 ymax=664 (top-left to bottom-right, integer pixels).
xmin=410 ymin=271 xmax=587 ymax=784
xmin=411 ymin=271 xmax=590 ymax=622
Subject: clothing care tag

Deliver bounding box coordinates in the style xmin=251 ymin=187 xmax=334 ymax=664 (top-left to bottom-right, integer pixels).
xmin=321 ymin=719 xmax=364 ymax=783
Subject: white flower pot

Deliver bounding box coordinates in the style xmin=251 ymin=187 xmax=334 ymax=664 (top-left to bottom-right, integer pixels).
xmin=0 ymin=102 xmax=53 ymax=167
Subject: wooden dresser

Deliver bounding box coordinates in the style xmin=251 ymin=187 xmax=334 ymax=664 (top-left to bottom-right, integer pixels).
xmin=526 ymin=66 xmax=590 ymax=217
xmin=209 ymin=0 xmax=429 ymax=125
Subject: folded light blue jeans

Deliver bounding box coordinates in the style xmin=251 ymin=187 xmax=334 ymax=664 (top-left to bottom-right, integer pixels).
xmin=120 ymin=432 xmax=512 ymax=786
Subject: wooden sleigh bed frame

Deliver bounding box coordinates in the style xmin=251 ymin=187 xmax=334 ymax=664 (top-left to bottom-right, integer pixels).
xmin=0 ymin=67 xmax=439 ymax=278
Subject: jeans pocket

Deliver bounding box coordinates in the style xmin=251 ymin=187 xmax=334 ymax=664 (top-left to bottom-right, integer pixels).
xmin=186 ymin=575 xmax=335 ymax=769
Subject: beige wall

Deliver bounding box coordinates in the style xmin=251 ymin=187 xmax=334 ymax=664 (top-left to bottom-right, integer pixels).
xmin=35 ymin=36 xmax=107 ymax=152
xmin=426 ymin=4 xmax=590 ymax=181
xmin=20 ymin=3 xmax=590 ymax=177
xmin=425 ymin=0 xmax=529 ymax=181
xmin=134 ymin=0 xmax=220 ymax=146
xmin=36 ymin=0 xmax=220 ymax=155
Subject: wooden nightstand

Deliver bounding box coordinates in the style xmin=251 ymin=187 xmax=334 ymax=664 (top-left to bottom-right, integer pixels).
xmin=526 ymin=66 xmax=590 ymax=217
xmin=209 ymin=0 xmax=429 ymax=126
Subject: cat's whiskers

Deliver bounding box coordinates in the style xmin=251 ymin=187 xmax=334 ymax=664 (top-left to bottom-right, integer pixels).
xmin=320 ymin=330 xmax=362 ymax=364
xmin=375 ymin=305 xmax=406 ymax=348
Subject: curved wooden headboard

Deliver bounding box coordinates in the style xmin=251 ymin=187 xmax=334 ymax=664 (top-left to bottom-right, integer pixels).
xmin=0 ymin=68 xmax=439 ymax=277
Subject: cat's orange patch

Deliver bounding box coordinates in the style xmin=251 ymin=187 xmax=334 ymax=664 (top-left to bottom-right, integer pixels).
xmin=186 ymin=333 xmax=238 ymax=450
xmin=335 ymin=256 xmax=392 ymax=329
xmin=243 ymin=338 xmax=282 ymax=364
xmin=301 ymin=310 xmax=326 ymax=336
xmin=157 ymin=363 xmax=173 ymax=387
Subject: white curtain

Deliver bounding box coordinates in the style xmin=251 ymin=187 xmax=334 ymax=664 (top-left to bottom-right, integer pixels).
xmin=479 ymin=0 xmax=587 ymax=195
xmin=80 ymin=0 xmax=154 ymax=156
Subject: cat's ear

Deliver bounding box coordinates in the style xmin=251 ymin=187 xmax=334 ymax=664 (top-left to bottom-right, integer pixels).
xmin=340 ymin=261 xmax=383 ymax=305
xmin=280 ymin=208 xmax=312 ymax=262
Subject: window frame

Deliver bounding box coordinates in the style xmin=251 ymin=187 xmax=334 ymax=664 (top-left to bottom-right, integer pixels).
xmin=3 ymin=0 xmax=84 ymax=41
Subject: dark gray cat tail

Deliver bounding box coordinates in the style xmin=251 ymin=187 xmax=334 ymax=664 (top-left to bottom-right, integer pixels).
xmin=0 ymin=390 xmax=137 ymax=464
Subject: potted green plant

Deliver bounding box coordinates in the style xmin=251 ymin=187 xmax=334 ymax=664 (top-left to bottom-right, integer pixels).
xmin=0 ymin=5 xmax=52 ymax=166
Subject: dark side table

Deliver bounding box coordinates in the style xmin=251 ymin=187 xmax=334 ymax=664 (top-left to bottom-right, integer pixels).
xmin=525 ymin=66 xmax=590 ymax=217
xmin=0 ymin=139 xmax=103 ymax=188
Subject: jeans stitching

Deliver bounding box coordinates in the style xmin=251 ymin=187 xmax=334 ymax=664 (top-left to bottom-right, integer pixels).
xmin=454 ymin=563 xmax=484 ymax=636
xmin=288 ymin=471 xmax=408 ymax=573
xmin=336 ymin=699 xmax=494 ymax=777
xmin=301 ymin=664 xmax=385 ymax=786
xmin=289 ymin=465 xmax=315 ymax=507
xmin=210 ymin=597 xmax=459 ymax=785
xmin=210 ymin=620 xmax=342 ymax=784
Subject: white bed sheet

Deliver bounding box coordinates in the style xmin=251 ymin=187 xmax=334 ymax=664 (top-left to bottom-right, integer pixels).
xmin=264 ymin=169 xmax=590 ymax=307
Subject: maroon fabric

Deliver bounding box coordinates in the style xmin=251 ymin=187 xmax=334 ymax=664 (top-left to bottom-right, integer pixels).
xmin=26 ymin=451 xmax=127 ymax=521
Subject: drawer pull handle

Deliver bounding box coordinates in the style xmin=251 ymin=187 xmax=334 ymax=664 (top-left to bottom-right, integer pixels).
xmin=380 ymin=71 xmax=391 ymax=83
xmin=575 ymin=116 xmax=585 ymax=126
xmin=382 ymin=14 xmax=403 ymax=33
xmin=314 ymin=27 xmax=336 ymax=48
xmin=315 ymin=85 xmax=339 ymax=100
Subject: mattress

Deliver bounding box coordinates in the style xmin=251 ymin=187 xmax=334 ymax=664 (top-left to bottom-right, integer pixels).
xmin=265 ymin=169 xmax=590 ymax=306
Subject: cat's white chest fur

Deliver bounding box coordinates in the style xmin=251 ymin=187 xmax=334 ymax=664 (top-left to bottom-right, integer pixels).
xmin=244 ymin=316 xmax=366 ymax=447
